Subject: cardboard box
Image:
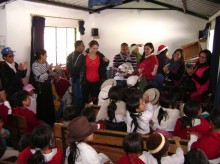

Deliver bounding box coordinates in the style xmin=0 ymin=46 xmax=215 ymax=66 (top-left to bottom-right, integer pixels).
xmin=181 ymin=41 xmax=202 ymax=60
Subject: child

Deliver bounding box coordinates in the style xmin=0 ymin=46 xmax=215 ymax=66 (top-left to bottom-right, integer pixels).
xmin=126 ymin=88 xmax=154 ymax=134
xmin=173 ymin=99 xmax=211 ymax=139
xmin=23 ymin=84 xmax=37 ymax=114
xmin=10 ymin=90 xmax=42 ymax=133
xmin=17 ymin=124 xmax=63 ymax=164
xmin=152 ymin=94 xmax=180 ymax=137
xmin=62 ymin=105 xmax=79 ymax=125
xmin=117 ymin=132 xmax=157 ymax=164
xmin=146 ymin=133 xmax=184 ymax=164
xmin=65 ymin=116 xmax=111 ymax=164
xmin=184 ymin=148 xmax=209 ymax=164
xmin=0 ymin=90 xmax=12 ymax=123
xmin=190 ymin=109 xmax=220 ymax=163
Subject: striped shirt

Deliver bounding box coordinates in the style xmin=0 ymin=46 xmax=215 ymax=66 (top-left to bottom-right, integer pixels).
xmin=32 ymin=61 xmax=51 ymax=83
xmin=113 ymin=53 xmax=137 ymax=71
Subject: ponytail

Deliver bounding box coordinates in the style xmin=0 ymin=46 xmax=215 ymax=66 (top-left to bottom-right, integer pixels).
xmin=107 ymin=100 xmax=117 ymax=122
xmin=182 ymin=116 xmax=193 ymax=128
xmin=130 ymin=113 xmax=142 ymax=132
xmin=68 ymin=142 xmax=79 ymax=164
xmin=28 ymin=150 xmax=46 ymax=164
xmin=157 ymin=107 xmax=168 ymax=125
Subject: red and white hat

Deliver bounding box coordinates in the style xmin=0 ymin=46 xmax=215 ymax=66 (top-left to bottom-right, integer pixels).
xmin=157 ymin=45 xmax=168 ymax=55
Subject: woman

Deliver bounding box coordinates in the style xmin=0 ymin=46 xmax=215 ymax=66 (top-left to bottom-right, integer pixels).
xmin=81 ymin=40 xmax=109 ymax=105
xmin=163 ymin=49 xmax=185 ymax=87
xmin=137 ymin=42 xmax=158 ymax=87
xmin=32 ymin=49 xmax=59 ymax=125
xmin=186 ymin=49 xmax=211 ymax=101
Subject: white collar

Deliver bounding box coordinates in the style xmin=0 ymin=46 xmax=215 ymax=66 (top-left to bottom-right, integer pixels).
xmin=145 ymin=53 xmax=154 ymax=59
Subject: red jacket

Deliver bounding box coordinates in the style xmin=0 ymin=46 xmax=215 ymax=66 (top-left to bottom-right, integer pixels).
xmin=137 ymin=54 xmax=158 ymax=80
xmin=17 ymin=147 xmax=63 ymax=164
xmin=173 ymin=118 xmax=211 ymax=139
xmin=12 ymin=107 xmax=42 ymax=133
xmin=117 ymin=153 xmax=145 ymax=164
xmin=191 ymin=131 xmax=220 ymax=160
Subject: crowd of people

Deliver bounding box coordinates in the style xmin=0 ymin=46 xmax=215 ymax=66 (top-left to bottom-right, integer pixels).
xmin=0 ymin=39 xmax=218 ymax=164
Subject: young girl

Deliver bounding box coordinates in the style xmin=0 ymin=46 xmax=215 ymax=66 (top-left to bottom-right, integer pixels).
xmin=173 ymin=99 xmax=211 ymax=139
xmin=65 ymin=116 xmax=111 ymax=164
xmin=126 ymin=88 xmax=154 ymax=134
xmin=96 ymin=86 xmax=126 ymax=131
xmin=17 ymin=124 xmax=63 ymax=164
xmin=23 ymin=84 xmax=37 ymax=114
xmin=10 ymin=90 xmax=42 ymax=133
xmin=146 ymin=133 xmax=184 ymax=164
xmin=117 ymin=132 xmax=157 ymax=164
xmin=152 ymin=94 xmax=180 ymax=137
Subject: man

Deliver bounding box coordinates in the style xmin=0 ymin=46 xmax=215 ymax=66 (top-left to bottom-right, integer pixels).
xmin=0 ymin=47 xmax=27 ymax=99
xmin=66 ymin=40 xmax=85 ymax=110
xmin=113 ymin=43 xmax=137 ymax=86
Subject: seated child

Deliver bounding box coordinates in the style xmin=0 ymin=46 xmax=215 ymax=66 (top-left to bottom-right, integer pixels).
xmin=17 ymin=124 xmax=63 ymax=164
xmin=10 ymin=90 xmax=42 ymax=133
xmin=117 ymin=132 xmax=157 ymax=164
xmin=184 ymin=148 xmax=209 ymax=164
xmin=65 ymin=116 xmax=111 ymax=164
xmin=62 ymin=105 xmax=79 ymax=125
xmin=146 ymin=133 xmax=184 ymax=164
xmin=23 ymin=84 xmax=37 ymax=114
xmin=173 ymin=99 xmax=211 ymax=139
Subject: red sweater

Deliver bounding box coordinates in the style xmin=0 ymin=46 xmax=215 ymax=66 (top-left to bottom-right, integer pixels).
xmin=117 ymin=153 xmax=145 ymax=164
xmin=137 ymin=54 xmax=158 ymax=80
xmin=12 ymin=107 xmax=42 ymax=133
xmin=173 ymin=118 xmax=211 ymax=139
xmin=17 ymin=147 xmax=63 ymax=164
xmin=53 ymin=77 xmax=71 ymax=98
xmin=191 ymin=131 xmax=220 ymax=160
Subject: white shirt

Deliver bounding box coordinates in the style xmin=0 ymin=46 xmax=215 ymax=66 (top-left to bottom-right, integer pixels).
xmin=160 ymin=147 xmax=184 ymax=164
xmin=139 ymin=151 xmax=157 ymax=164
xmin=30 ymin=148 xmax=57 ymax=162
xmin=152 ymin=107 xmax=180 ymax=132
xmin=6 ymin=61 xmax=16 ymax=73
xmin=65 ymin=142 xmax=109 ymax=164
xmin=126 ymin=103 xmax=154 ymax=134
xmin=27 ymin=95 xmax=37 ymax=114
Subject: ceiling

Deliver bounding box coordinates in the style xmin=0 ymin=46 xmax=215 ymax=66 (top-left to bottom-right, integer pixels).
xmin=2 ymin=0 xmax=220 ymax=20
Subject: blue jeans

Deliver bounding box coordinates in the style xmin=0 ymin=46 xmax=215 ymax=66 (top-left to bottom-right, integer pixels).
xmin=72 ymin=78 xmax=83 ymax=111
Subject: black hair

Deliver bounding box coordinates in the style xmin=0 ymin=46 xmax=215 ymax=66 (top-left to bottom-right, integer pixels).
xmin=123 ymin=132 xmax=143 ymax=153
xmin=34 ymin=49 xmax=47 ymax=61
xmin=68 ymin=141 xmax=81 ymax=164
xmin=199 ymin=49 xmax=212 ymax=66
xmin=121 ymin=88 xmax=142 ymax=102
xmin=158 ymin=48 xmax=168 ymax=56
xmin=209 ymin=108 xmax=220 ymax=129
xmin=171 ymin=49 xmax=185 ymax=64
xmin=63 ymin=105 xmax=79 ymax=122
xmin=157 ymin=95 xmax=170 ymax=125
xmin=0 ymin=116 xmax=2 ymax=122
xmin=168 ymin=86 xmax=183 ymax=103
xmin=184 ymin=148 xmax=209 ymax=164
xmin=182 ymin=100 xmax=201 ymax=128
xmin=28 ymin=124 xmax=53 ymax=164
xmin=121 ymin=43 xmax=128 ymax=47
xmin=9 ymin=90 xmax=29 ymax=108
xmin=81 ymin=107 xmax=96 ymax=122
xmin=74 ymin=40 xmax=84 ymax=49
xmin=18 ymin=134 xmax=32 ymax=151
xmin=126 ymin=97 xmax=142 ymax=132
xmin=140 ymin=42 xmax=154 ymax=63
xmin=131 ymin=43 xmax=137 ymax=47
xmin=89 ymin=40 xmax=99 ymax=47
xmin=106 ymin=86 xmax=121 ymax=122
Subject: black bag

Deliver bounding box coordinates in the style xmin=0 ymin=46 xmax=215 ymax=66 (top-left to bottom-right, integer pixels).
xmin=105 ymin=120 xmax=127 ymax=132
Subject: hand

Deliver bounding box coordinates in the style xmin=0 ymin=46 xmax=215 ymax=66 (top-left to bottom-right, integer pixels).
xmin=55 ymin=64 xmax=62 ymax=70
xmin=173 ymin=136 xmax=181 ymax=143
xmin=49 ymin=64 xmax=53 ymax=72
xmin=23 ymin=61 xmax=28 ymax=70
xmin=0 ymin=91 xmax=7 ymax=102
xmin=143 ymin=93 xmax=149 ymax=103
xmin=163 ymin=66 xmax=169 ymax=74
xmin=103 ymin=57 xmax=109 ymax=62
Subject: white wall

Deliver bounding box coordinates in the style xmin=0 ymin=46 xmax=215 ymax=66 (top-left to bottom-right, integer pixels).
xmin=92 ymin=9 xmax=206 ymax=65
xmin=2 ymin=0 xmax=207 ymax=68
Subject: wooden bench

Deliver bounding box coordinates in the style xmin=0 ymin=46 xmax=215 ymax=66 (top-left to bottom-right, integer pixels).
xmin=54 ymin=123 xmax=188 ymax=164
xmin=4 ymin=114 xmax=27 ymax=150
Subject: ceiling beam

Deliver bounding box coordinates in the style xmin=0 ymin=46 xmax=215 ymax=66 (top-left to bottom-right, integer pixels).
xmin=182 ymin=0 xmax=187 ymax=13
xmin=110 ymin=8 xmax=172 ymax=10
xmin=25 ymin=0 xmax=93 ymax=12
xmin=146 ymin=0 xmax=208 ymax=20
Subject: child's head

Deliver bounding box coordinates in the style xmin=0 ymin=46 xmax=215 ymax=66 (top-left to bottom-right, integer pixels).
xmin=10 ymin=90 xmax=30 ymax=108
xmin=62 ymin=105 xmax=79 ymax=122
xmin=28 ymin=124 xmax=53 ymax=163
xmin=210 ymin=108 xmax=220 ymax=129
xmin=23 ymin=84 xmax=35 ymax=96
xmin=123 ymin=132 xmax=143 ymax=154
xmin=67 ymin=116 xmax=97 ymax=142
xmin=81 ymin=107 xmax=96 ymax=122
xmin=146 ymin=133 xmax=169 ymax=162
xmin=184 ymin=148 xmax=209 ymax=164
xmin=121 ymin=88 xmax=142 ymax=102
xmin=18 ymin=134 xmax=31 ymax=151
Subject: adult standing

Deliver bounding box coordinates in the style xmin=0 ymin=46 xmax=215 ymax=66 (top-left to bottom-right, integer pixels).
xmin=66 ymin=40 xmax=85 ymax=109
xmin=113 ymin=43 xmax=137 ymax=86
xmin=81 ymin=40 xmax=109 ymax=105
xmin=137 ymin=42 xmax=158 ymax=87
xmin=0 ymin=47 xmax=27 ymax=99
xmin=32 ymin=49 xmax=58 ymax=126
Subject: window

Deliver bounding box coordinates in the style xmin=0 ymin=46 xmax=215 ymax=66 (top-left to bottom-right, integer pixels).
xmin=44 ymin=27 xmax=80 ymax=65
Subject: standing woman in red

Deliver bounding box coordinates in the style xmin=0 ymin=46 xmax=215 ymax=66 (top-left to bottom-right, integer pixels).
xmin=137 ymin=42 xmax=158 ymax=87
xmin=81 ymin=40 xmax=109 ymax=105
xmin=186 ymin=49 xmax=211 ymax=101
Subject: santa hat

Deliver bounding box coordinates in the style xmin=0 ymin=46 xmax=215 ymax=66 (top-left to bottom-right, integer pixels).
xmin=157 ymin=45 xmax=168 ymax=55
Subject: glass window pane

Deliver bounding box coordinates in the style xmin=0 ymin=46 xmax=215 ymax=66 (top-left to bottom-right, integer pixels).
xmin=44 ymin=27 xmax=56 ymax=64
xmin=67 ymin=28 xmax=75 ymax=55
